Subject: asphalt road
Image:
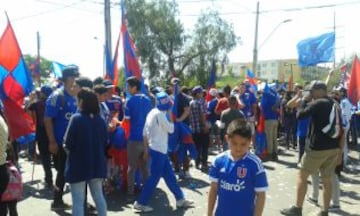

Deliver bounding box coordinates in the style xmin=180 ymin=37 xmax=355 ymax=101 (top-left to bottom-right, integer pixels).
xmin=15 ymin=145 xmax=360 ymax=216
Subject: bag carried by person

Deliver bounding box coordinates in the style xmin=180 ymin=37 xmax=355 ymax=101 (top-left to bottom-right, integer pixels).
xmin=1 ymin=161 xmax=23 ymax=202
xmin=322 ymin=100 xmax=343 ymax=139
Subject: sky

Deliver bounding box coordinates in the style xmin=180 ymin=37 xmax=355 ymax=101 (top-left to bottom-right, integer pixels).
xmin=2 ymin=0 xmax=360 ymax=80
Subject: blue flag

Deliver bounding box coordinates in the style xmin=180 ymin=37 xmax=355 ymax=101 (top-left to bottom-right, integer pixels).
xmin=51 ymin=61 xmax=65 ymax=78
xmin=297 ymin=32 xmax=335 ymax=67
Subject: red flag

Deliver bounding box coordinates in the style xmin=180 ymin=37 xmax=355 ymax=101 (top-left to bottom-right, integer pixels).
xmin=0 ymin=17 xmax=35 ymax=140
xmin=348 ymin=55 xmax=360 ymax=105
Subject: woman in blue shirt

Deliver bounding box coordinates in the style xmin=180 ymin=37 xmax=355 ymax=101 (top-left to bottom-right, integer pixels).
xmin=64 ymin=88 xmax=108 ymax=216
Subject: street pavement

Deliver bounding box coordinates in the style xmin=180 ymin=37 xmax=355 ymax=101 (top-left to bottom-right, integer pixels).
xmin=16 ymin=144 xmax=360 ymax=216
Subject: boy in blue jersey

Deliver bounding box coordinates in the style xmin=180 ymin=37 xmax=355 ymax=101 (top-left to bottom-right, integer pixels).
xmin=208 ymin=119 xmax=268 ymax=216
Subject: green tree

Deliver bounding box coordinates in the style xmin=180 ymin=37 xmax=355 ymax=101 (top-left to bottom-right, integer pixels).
xmin=125 ymin=0 xmax=185 ymax=81
xmin=184 ymin=10 xmax=238 ymax=86
xmin=125 ymin=1 xmax=238 ymax=86
xmin=23 ymin=54 xmax=52 ymax=84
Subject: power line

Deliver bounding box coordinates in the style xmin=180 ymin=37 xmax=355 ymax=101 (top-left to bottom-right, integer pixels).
xmin=11 ymin=0 xmax=360 ymax=21
xmin=12 ymin=0 xmax=97 ymax=22
xmin=177 ymin=0 xmax=360 ymax=16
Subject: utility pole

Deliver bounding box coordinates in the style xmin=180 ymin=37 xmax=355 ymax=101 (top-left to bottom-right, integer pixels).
xmin=105 ymin=0 xmax=112 ymax=60
xmin=252 ymin=1 xmax=260 ymax=75
xmin=333 ymin=11 xmax=336 ymax=69
xmin=36 ymin=31 xmax=41 ymax=86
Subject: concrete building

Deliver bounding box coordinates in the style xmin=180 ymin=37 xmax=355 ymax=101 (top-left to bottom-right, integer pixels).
xmin=229 ymin=59 xmax=313 ymax=83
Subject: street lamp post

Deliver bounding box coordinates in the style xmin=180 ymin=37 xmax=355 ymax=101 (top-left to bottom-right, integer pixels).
xmin=252 ymin=1 xmax=292 ymax=77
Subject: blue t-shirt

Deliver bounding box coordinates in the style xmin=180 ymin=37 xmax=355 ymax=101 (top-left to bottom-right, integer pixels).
xmin=297 ymin=117 xmax=310 ymax=138
xmin=209 ymin=151 xmax=268 ymax=216
xmin=45 ymin=88 xmax=77 ymax=146
xmin=207 ymin=98 xmax=219 ymax=124
xmin=124 ymin=93 xmax=152 ymax=141
xmin=239 ymin=91 xmax=257 ymax=118
xmin=262 ymin=90 xmax=279 ymax=120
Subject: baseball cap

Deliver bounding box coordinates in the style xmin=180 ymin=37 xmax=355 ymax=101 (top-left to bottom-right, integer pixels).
xmin=309 ymin=80 xmax=327 ymax=91
xmin=62 ymin=65 xmax=79 ymax=80
xmin=156 ymin=92 xmax=173 ymax=111
xmin=192 ymin=85 xmax=203 ymax=95
xmin=93 ymin=84 xmax=108 ymax=95
xmin=103 ymin=80 xmax=115 ymax=89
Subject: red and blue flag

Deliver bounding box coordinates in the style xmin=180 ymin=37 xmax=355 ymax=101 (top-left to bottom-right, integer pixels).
xmin=255 ymin=83 xmax=269 ymax=158
xmin=0 ymin=17 xmax=35 ymax=139
xmin=246 ymin=68 xmax=258 ymax=94
xmin=121 ymin=0 xmax=145 ymax=94
xmin=104 ymin=34 xmax=120 ymax=87
xmin=205 ymin=60 xmax=216 ymax=102
xmin=168 ymin=81 xmax=197 ymax=162
xmin=29 ymin=56 xmax=40 ymax=82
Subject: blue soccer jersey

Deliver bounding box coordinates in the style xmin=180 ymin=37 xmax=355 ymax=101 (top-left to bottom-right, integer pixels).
xmin=239 ymin=91 xmax=257 ymax=118
xmin=105 ymin=95 xmax=124 ymax=121
xmin=124 ymin=93 xmax=152 ymax=141
xmin=209 ymin=151 xmax=268 ymax=216
xmin=45 ymin=88 xmax=77 ymax=146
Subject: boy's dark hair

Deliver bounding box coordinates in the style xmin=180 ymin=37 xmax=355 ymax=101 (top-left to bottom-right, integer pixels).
xmin=126 ymin=76 xmax=141 ymax=91
xmin=226 ymin=119 xmax=252 ymax=139
xmin=76 ymin=77 xmax=93 ymax=89
xmin=93 ymin=77 xmax=105 ymax=86
xmin=78 ymin=87 xmax=100 ymax=115
xmin=223 ymin=85 xmax=232 ymax=96
xmin=228 ymin=95 xmax=238 ymax=107
xmin=114 ymin=86 xmax=121 ymax=96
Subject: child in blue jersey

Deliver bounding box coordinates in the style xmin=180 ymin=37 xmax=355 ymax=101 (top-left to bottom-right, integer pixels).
xmin=208 ymin=119 xmax=268 ymax=216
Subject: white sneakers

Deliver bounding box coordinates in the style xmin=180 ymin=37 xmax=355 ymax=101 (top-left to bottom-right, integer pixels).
xmin=176 ymin=199 xmax=194 ymax=208
xmin=133 ymin=201 xmax=154 ymax=212
xmin=134 ymin=199 xmax=194 ymax=212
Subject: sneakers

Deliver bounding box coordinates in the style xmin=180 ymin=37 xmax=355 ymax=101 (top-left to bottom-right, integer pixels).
xmin=133 ymin=201 xmax=153 ymax=212
xmin=307 ymin=197 xmax=318 ymax=206
xmin=271 ymin=153 xmax=278 ymax=162
xmin=328 ymin=204 xmax=340 ymax=211
xmin=317 ymin=211 xmax=329 ymax=216
xmin=179 ymin=171 xmax=192 ymax=179
xmin=51 ymin=201 xmax=71 ymax=210
xmin=176 ymin=199 xmax=194 ymax=208
xmin=184 ymin=171 xmax=192 ymax=179
xmin=280 ymin=206 xmax=302 ymax=216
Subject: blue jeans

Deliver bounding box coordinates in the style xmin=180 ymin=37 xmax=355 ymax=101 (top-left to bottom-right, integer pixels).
xmin=137 ymin=149 xmax=184 ymax=205
xmin=70 ymin=178 xmax=107 ymax=216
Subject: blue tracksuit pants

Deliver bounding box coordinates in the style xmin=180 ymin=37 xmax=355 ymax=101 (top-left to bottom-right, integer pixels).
xmin=137 ymin=149 xmax=184 ymax=205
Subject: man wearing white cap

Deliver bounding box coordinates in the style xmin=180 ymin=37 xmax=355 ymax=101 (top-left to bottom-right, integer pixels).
xmin=134 ymin=92 xmax=194 ymax=212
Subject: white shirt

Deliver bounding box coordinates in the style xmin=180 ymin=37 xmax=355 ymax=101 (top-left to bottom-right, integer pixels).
xmin=143 ymin=108 xmax=174 ymax=154
xmin=341 ymin=98 xmax=353 ymax=129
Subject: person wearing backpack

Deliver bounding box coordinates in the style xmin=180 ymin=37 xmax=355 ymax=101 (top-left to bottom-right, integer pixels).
xmin=44 ymin=66 xmax=79 ymax=210
xmin=281 ymin=80 xmax=344 ymax=216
